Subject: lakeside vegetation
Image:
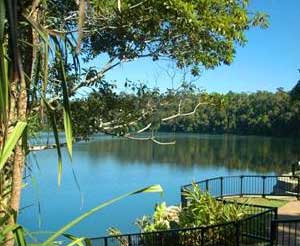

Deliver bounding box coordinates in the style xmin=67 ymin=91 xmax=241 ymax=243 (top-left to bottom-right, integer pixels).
xmin=0 ymin=0 xmax=293 ymax=245
xmin=109 ymin=184 xmax=250 ymax=244
xmin=161 ymin=88 xmax=300 ymax=137
xmin=66 ymin=84 xmax=300 ymax=140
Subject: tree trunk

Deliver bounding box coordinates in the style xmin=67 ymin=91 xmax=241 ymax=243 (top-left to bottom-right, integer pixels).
xmin=4 ymin=70 xmax=28 ymax=246
xmin=5 ymin=57 xmax=28 ymax=246
xmin=3 ymin=1 xmax=33 ymax=245
xmin=5 ymin=147 xmax=26 ymax=246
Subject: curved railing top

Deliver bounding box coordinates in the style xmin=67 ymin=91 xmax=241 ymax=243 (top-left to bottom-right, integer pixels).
xmin=90 ymin=203 xmax=276 ymax=246
xmin=90 ymin=175 xmax=294 ymax=246
xmin=180 ymin=175 xmax=300 ymax=202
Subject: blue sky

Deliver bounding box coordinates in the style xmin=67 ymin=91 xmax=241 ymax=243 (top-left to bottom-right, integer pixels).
xmin=88 ymin=0 xmax=300 ymax=93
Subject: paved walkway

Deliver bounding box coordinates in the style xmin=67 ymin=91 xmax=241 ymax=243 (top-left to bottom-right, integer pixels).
xmin=278 ymin=199 xmax=300 ymax=219
xmin=275 ymin=199 xmax=300 ymax=245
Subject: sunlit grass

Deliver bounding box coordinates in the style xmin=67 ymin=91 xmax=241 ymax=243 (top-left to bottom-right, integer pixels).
xmin=225 ymin=196 xmax=288 ymax=208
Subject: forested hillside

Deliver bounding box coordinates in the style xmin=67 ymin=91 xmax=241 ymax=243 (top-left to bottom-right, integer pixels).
xmin=68 ymin=82 xmax=300 ymax=139
xmin=161 ymin=89 xmax=300 ymax=136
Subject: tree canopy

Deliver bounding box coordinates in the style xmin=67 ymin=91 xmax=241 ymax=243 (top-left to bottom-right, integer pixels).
xmin=0 ymin=0 xmax=268 ymax=245
xmin=82 ymin=0 xmax=267 ymax=71
xmin=66 ymin=86 xmax=300 ymax=140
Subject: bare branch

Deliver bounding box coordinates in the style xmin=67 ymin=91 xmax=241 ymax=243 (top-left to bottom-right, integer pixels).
xmin=44 ymin=58 xmax=122 ymax=106
xmin=136 ymin=123 xmax=152 ymax=134
xmin=162 ymin=101 xmax=206 ymax=122
xmin=99 ymin=98 xmax=206 ymax=145
xmin=82 ymin=58 xmax=120 ymax=86
xmin=124 ymin=135 xmax=176 ymax=145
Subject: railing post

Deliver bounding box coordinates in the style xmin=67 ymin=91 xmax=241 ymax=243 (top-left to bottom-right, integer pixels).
xmin=181 ymin=187 xmax=187 ymax=207
xmin=128 ymin=235 xmax=132 ymax=246
xmin=205 ymin=180 xmax=209 ymax=192
xmin=270 ymin=220 xmax=277 ymax=246
xmin=240 ymin=176 xmax=244 ymax=197
xmin=220 ymin=177 xmax=223 ymax=198
xmin=104 ymin=237 xmax=108 ymax=246
xmin=274 ymin=207 xmax=278 ymax=220
xmin=262 ymin=176 xmax=266 ymax=198
xmin=292 ymin=163 xmax=296 ymax=177
xmin=297 ymin=177 xmax=300 ymax=200
xmin=236 ymin=222 xmax=240 ymax=246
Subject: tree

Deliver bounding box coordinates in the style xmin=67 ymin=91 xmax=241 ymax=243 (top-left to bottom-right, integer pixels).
xmin=290 ymin=80 xmax=300 ymax=101
xmin=0 ymin=0 xmax=267 ymax=245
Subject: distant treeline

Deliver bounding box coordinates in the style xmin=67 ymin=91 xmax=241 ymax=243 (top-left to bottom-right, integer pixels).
xmin=62 ymin=82 xmax=300 ymax=139
xmin=160 ymin=89 xmax=300 ymax=137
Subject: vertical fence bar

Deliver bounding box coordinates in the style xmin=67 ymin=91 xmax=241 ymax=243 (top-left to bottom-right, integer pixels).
xmin=236 ymin=222 xmax=240 ymax=246
xmin=274 ymin=207 xmax=278 ymax=220
xmin=104 ymin=237 xmax=108 ymax=246
xmin=292 ymin=163 xmax=296 ymax=177
xmin=128 ymin=235 xmax=132 ymax=246
xmin=240 ymin=176 xmax=244 ymax=197
xmin=205 ymin=180 xmax=209 ymax=192
xmin=270 ymin=220 xmax=277 ymax=246
xmin=298 ymin=177 xmax=300 ymax=200
xmin=220 ymin=177 xmax=223 ymax=198
xmin=262 ymin=176 xmax=266 ymax=198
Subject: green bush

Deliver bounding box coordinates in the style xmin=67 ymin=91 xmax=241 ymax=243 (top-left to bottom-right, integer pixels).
xmin=179 ymin=183 xmax=247 ymax=228
xmin=135 ymin=183 xmax=247 ymax=232
xmin=135 ymin=202 xmax=181 ymax=232
xmin=108 ymin=184 xmax=251 ymax=245
xmin=132 ymin=183 xmax=250 ymax=246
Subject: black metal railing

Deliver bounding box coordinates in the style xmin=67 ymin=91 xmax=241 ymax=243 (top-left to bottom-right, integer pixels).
xmin=90 ymin=202 xmax=277 ymax=246
xmin=89 ymin=175 xmax=300 ymax=246
xmin=271 ymin=218 xmax=300 ymax=246
xmin=181 ymin=175 xmax=300 ymax=206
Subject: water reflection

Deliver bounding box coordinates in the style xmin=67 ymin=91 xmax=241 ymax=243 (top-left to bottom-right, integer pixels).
xmin=20 ymin=133 xmax=300 ymax=237
xmin=78 ymin=134 xmax=300 ymax=174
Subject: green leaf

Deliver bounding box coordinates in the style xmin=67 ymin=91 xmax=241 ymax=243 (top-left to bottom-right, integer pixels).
xmin=63 ymin=107 xmax=73 ymax=160
xmin=14 ymin=226 xmax=27 ymax=246
xmin=63 ymin=234 xmax=85 ymax=246
xmin=2 ymin=224 xmax=19 ymax=235
xmin=66 ymin=237 xmax=85 ymax=246
xmin=0 ymin=121 xmax=27 ymax=170
xmin=23 ymin=14 xmax=50 ymax=46
xmin=54 ymin=37 xmax=73 ymax=160
xmin=43 ymin=97 xmax=63 ymax=186
xmin=51 ymin=112 xmax=63 ymax=187
xmin=0 ymin=0 xmax=5 ymax=41
xmin=0 ymin=4 xmax=8 ymax=124
xmin=0 ymin=44 xmax=8 ymax=123
xmin=42 ymin=184 xmax=163 ymax=245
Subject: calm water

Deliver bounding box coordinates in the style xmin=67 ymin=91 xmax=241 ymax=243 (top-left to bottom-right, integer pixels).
xmin=19 ymin=133 xmax=300 ymax=238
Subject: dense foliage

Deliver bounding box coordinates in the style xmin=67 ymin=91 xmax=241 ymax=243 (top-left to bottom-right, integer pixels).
xmin=162 ymin=88 xmax=300 ymax=136
xmin=68 ymin=85 xmax=300 ymax=139
xmin=82 ymin=0 xmax=268 ymax=73
xmin=0 ymin=0 xmax=268 ymax=245
xmin=109 ymin=184 xmax=249 ymax=245
xmin=134 ymin=184 xmax=247 ymax=232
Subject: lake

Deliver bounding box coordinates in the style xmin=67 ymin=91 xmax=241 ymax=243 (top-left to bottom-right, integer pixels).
xmin=19 ymin=133 xmax=300 ymax=239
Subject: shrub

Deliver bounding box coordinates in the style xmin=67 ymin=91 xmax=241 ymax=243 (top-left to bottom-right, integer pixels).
xmin=109 ymin=184 xmax=250 ymax=246
xmin=135 ymin=202 xmax=181 ymax=232
xmin=180 ymin=184 xmax=247 ymax=228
